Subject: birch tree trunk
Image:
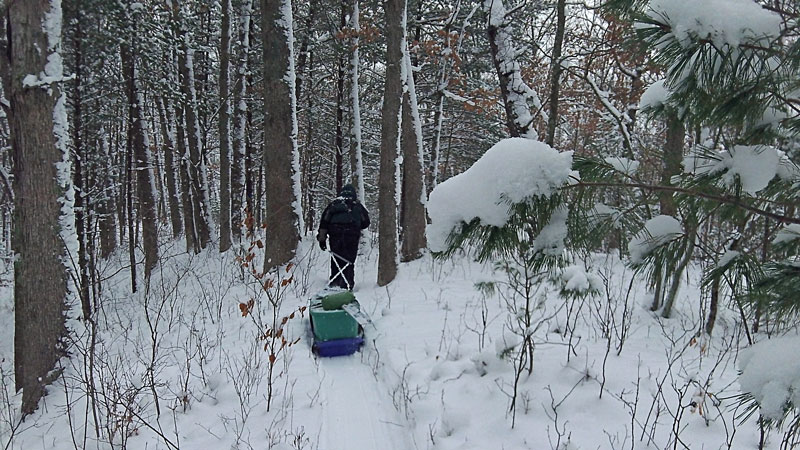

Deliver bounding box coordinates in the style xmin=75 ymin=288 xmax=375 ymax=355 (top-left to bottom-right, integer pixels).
xmin=348 ymin=0 xmax=365 ymax=202
xmin=377 ymin=0 xmax=404 ymax=286
xmin=219 ymin=0 xmax=233 ymax=252
xmin=7 ymin=0 xmax=70 ymax=415
xmin=262 ymin=0 xmax=302 ymax=271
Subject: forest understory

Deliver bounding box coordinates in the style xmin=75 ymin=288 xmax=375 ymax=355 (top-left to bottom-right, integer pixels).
xmin=0 ymin=232 xmax=795 ymax=450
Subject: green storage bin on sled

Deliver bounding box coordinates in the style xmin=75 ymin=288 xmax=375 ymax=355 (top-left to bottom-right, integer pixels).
xmin=309 ymin=289 xmax=360 ymax=342
xmin=310 ymin=305 xmax=360 ymax=341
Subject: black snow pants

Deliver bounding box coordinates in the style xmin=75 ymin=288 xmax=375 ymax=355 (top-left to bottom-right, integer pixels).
xmin=328 ymin=231 xmax=360 ymax=289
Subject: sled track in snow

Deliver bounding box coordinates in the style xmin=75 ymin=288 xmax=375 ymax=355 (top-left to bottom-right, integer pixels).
xmin=317 ymin=355 xmax=413 ymax=450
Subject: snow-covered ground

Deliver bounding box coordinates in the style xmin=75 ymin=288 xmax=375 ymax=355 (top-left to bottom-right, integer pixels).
xmin=0 ymin=234 xmax=790 ymax=449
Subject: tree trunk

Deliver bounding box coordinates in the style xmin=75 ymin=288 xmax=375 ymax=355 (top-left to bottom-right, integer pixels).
xmin=430 ymin=12 xmax=452 ymax=191
xmin=334 ymin=1 xmax=347 ymax=192
xmin=545 ymin=0 xmax=566 ymax=146
xmin=156 ymin=98 xmax=182 ymax=239
xmin=661 ymin=230 xmax=694 ymax=318
xmin=115 ymin=127 xmax=127 ymax=244
xmin=245 ymin=101 xmax=256 ymax=228
xmin=69 ymin=10 xmax=92 ymax=318
xmin=659 ymin=114 xmax=683 ymax=216
xmin=261 ymin=0 xmax=302 ymax=271
xmin=400 ymin=48 xmax=426 ymax=262
xmin=295 ymin=1 xmax=314 ymax=101
xmin=176 ymin=102 xmax=199 ymax=253
xmin=377 ymin=0 xmax=404 ymax=286
xmin=174 ymin=0 xmax=211 ymax=250
xmin=7 ymin=0 xmax=70 ymax=415
xmin=653 ymin=113 xmax=684 ymax=310
xmin=484 ymin=0 xmax=539 ymax=139
xmin=232 ymin=0 xmax=253 ymax=243
xmin=121 ymin=39 xmax=159 ymax=280
xmin=125 ymin=123 xmax=137 ymax=292
xmin=98 ymin=133 xmax=118 ymax=258
xmin=348 ymin=0 xmax=365 ymax=202
xmin=219 ymin=0 xmax=233 ymax=252
xmin=753 ymin=215 xmax=770 ymax=333
xmin=302 ymin=47 xmax=318 ymax=233
xmin=0 ymin=13 xmax=9 ymax=94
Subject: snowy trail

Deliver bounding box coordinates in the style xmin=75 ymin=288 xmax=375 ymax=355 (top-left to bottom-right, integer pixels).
xmin=317 ymin=355 xmax=413 ymax=450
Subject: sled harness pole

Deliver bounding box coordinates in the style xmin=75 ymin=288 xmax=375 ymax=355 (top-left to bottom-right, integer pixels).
xmin=327 ymin=248 xmax=353 ymax=290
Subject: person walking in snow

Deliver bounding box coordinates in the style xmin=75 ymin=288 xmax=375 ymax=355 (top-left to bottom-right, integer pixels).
xmin=317 ymin=184 xmax=370 ymax=289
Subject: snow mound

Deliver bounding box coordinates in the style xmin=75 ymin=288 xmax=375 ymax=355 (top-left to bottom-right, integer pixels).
xmin=426 ymin=138 xmax=574 ymax=252
xmin=738 ymin=335 xmax=800 ymax=420
xmin=629 ymin=215 xmax=683 ymax=264
xmin=683 ymin=145 xmax=781 ymax=194
xmin=560 ymin=265 xmax=602 ymax=294
xmin=646 ymin=0 xmax=781 ymax=48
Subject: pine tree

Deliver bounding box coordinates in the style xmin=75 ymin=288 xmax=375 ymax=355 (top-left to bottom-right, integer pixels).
xmin=377 ymin=0 xmax=405 ymax=286
xmin=5 ymin=0 xmax=71 ymax=416
xmin=262 ymin=0 xmax=302 ymax=271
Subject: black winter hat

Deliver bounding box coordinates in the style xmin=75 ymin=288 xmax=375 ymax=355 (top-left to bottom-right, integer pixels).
xmin=340 ymin=184 xmax=356 ymax=199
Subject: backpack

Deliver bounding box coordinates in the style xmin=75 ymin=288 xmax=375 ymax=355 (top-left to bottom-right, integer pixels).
xmin=326 ymin=198 xmax=362 ymax=230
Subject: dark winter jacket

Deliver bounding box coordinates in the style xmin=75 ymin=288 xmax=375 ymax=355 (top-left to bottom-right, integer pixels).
xmin=317 ymin=184 xmax=370 ymax=240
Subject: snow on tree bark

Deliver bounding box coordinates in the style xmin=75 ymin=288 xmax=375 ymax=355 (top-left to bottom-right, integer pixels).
xmin=349 ymin=0 xmax=365 ymax=203
xmin=68 ymin=12 xmax=91 ymax=318
xmin=378 ymin=0 xmax=405 ymax=286
xmin=334 ymin=2 xmax=347 ymax=193
xmin=262 ymin=0 xmax=302 ymax=271
xmin=545 ymin=0 xmax=565 ymax=146
xmin=219 ymin=0 xmax=233 ymax=252
xmin=184 ymin=45 xmax=213 ymax=248
xmin=174 ymin=0 xmax=211 ymax=250
xmin=400 ymin=39 xmax=426 ymax=262
xmin=484 ymin=0 xmax=542 ymax=139
xmin=156 ymin=97 xmax=183 ymax=239
xmin=175 ymin=96 xmax=199 ymax=253
xmin=232 ymin=0 xmax=252 ymax=243
xmin=97 ymin=131 xmax=118 ymax=258
xmin=8 ymin=0 xmax=71 ymax=416
xmin=121 ymin=29 xmax=159 ymax=280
